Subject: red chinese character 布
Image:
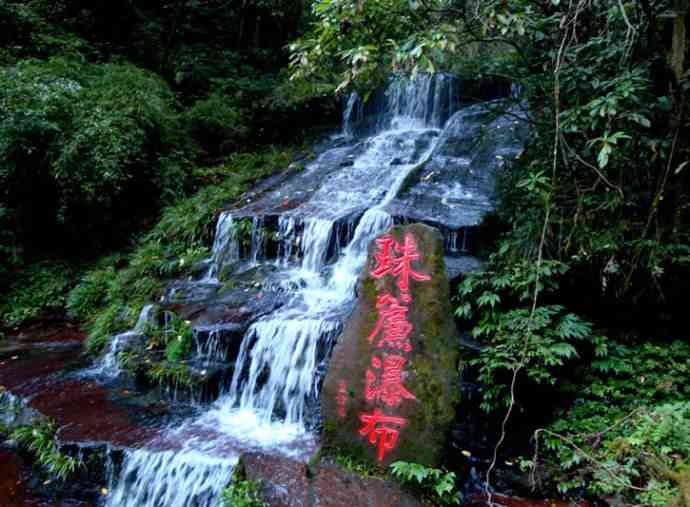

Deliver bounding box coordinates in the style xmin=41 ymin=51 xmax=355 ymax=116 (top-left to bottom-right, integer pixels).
xmin=359 ymin=409 xmax=407 ymax=461
xmin=365 ymin=354 xmax=416 ymax=407
xmin=370 ymin=233 xmax=431 ymax=302
xmin=367 ymin=293 xmax=413 ymax=352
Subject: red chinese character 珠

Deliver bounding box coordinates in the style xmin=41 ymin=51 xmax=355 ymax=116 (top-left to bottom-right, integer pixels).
xmin=365 ymin=354 xmax=416 ymax=407
xmin=359 ymin=409 xmax=408 ymax=461
xmin=367 ymin=293 xmax=413 ymax=352
xmin=370 ymin=233 xmax=431 ymax=302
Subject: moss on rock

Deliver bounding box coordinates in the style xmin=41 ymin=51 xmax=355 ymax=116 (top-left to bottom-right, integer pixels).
xmin=321 ymin=223 xmax=460 ymax=468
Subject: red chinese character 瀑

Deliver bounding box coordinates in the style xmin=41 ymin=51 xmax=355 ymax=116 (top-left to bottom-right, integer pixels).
xmin=365 ymin=354 xmax=416 ymax=407
xmin=336 ymin=380 xmax=348 ymax=418
xmin=370 ymin=233 xmax=431 ymax=302
xmin=367 ymin=293 xmax=413 ymax=352
xmin=359 ymin=409 xmax=407 ymax=461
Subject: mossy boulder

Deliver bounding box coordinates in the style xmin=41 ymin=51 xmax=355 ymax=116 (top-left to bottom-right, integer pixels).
xmin=322 ymin=223 xmax=460 ymax=468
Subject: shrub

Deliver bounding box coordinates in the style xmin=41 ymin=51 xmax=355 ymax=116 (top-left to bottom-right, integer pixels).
xmin=529 ymin=340 xmax=690 ymax=505
xmin=0 ymin=57 xmax=188 ymax=254
xmin=0 ymin=261 xmax=78 ymax=328
xmin=185 ymin=92 xmax=248 ymax=155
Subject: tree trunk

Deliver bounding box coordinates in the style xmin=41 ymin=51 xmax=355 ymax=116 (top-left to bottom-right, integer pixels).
xmin=671 ymin=0 xmax=688 ymax=82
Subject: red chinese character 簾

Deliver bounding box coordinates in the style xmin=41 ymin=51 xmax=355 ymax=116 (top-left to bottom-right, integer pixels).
xmin=365 ymin=354 xmax=417 ymax=407
xmin=370 ymin=233 xmax=431 ymax=302
xmin=367 ymin=293 xmax=413 ymax=352
xmin=359 ymin=409 xmax=407 ymax=461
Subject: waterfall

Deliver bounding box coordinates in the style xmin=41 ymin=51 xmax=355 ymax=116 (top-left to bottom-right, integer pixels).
xmin=88 ymin=304 xmax=157 ymax=378
xmin=106 ymin=448 xmax=236 ymax=507
xmin=300 ymin=218 xmax=334 ymax=273
xmin=225 ymin=318 xmax=342 ymax=424
xmin=103 ymin=72 xmax=479 ymax=507
xmin=342 ymin=91 xmax=363 ymax=137
xmin=249 ymin=216 xmax=265 ymax=265
xmin=342 ymin=73 xmax=460 ymax=135
xmin=193 ymin=327 xmax=227 ymax=364
xmin=205 ymin=212 xmax=239 ymax=281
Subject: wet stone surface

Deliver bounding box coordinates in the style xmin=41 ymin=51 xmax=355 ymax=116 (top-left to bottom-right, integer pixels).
xmin=237 ymin=451 xmax=422 ymax=507
xmin=322 ymin=224 xmax=460 ymax=468
xmin=0 ymin=445 xmax=97 ymax=507
xmin=0 ymin=327 xmax=161 ymax=447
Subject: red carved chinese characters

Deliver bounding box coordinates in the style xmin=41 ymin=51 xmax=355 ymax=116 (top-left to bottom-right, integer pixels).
xmin=359 ymin=409 xmax=408 ymax=462
xmin=370 ymin=233 xmax=431 ymax=302
xmin=336 ymin=380 xmax=348 ymax=418
xmin=365 ymin=354 xmax=416 ymax=407
xmin=367 ymin=294 xmax=413 ymax=352
xmin=358 ymin=231 xmax=431 ymax=462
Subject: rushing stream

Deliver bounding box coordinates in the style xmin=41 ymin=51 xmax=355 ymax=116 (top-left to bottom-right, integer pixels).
xmin=98 ymin=73 xmax=526 ymax=507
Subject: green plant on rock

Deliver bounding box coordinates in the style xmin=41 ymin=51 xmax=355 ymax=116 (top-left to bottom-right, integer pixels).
xmin=221 ymin=476 xmax=267 ymax=507
xmin=390 ymin=461 xmax=461 ymax=506
xmin=10 ymin=419 xmax=82 ymax=480
xmin=163 ymin=314 xmax=194 ymax=362
xmin=145 ymin=361 xmax=194 ymax=388
xmin=117 ymin=350 xmax=141 ymax=373
xmin=334 ymin=452 xmax=379 ymax=478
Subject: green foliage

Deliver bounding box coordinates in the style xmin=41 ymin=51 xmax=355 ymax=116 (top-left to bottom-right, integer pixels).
xmin=527 ymin=339 xmax=690 ymax=504
xmin=221 ymin=475 xmax=267 ymax=507
xmin=0 ymin=57 xmax=189 ymax=250
xmin=334 ymin=452 xmax=379 ymax=478
xmin=456 ymin=258 xmax=605 ymax=411
xmin=534 ymin=402 xmax=690 ymax=507
xmin=143 ymin=312 xmax=194 ymax=362
xmin=10 ymin=419 xmax=82 ymax=481
xmin=390 ymin=461 xmax=461 ymax=505
xmin=0 ymin=1 xmax=94 ymax=64
xmin=0 ymin=261 xmax=78 ymax=328
xmin=186 ymin=92 xmax=248 ymax=155
xmin=66 ymin=261 xmax=119 ymax=322
xmin=69 ymin=149 xmax=292 ymax=353
xmin=145 ymin=361 xmax=194 ymax=388
xmin=117 ymin=350 xmax=141 ymax=373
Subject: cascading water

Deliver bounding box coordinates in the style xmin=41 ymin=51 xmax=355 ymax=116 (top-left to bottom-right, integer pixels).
xmin=205 ymin=212 xmax=239 ymax=281
xmin=103 ymin=73 xmax=527 ymax=507
xmin=89 ymin=304 xmax=157 ymax=378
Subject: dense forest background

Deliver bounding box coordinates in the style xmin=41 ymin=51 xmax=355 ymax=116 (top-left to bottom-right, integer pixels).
xmin=1 ymin=1 xmax=689 ymax=506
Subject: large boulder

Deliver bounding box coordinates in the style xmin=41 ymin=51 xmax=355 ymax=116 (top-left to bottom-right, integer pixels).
xmin=322 ymin=223 xmax=460 ymax=467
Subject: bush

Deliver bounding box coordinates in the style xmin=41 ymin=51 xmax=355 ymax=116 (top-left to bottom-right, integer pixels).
xmin=0 ymin=261 xmax=78 ymax=328
xmin=185 ymin=92 xmax=248 ymax=155
xmin=529 ymin=340 xmax=690 ymax=505
xmin=0 ymin=57 xmax=189 ymax=255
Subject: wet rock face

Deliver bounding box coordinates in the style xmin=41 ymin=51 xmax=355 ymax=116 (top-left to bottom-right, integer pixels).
xmin=237 ymin=452 xmax=422 ymax=507
xmin=0 ymin=448 xmax=30 ymax=507
xmin=322 ymin=223 xmax=460 ymax=468
xmin=385 ymin=100 xmax=529 ymax=233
